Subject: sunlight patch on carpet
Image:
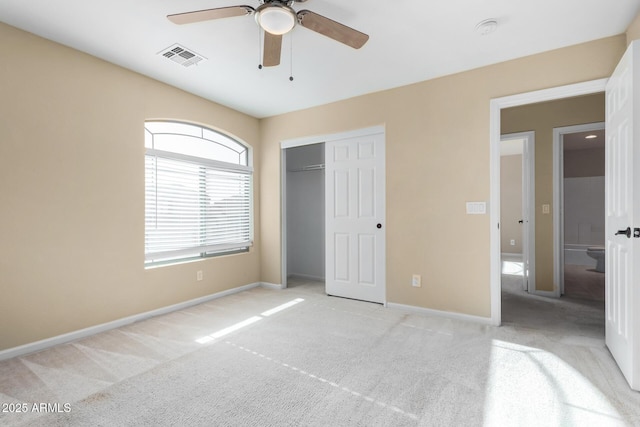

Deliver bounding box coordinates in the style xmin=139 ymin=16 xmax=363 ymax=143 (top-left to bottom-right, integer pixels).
xmin=196 ymin=298 xmax=305 ymax=344
xmin=502 ymin=260 xmax=524 ymax=276
xmin=483 ymin=339 xmax=623 ymax=426
xmin=196 ymin=316 xmax=262 ymax=344
xmin=261 ymin=298 xmax=304 ymax=317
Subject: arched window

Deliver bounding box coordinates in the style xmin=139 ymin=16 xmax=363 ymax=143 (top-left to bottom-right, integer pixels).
xmin=144 ymin=121 xmax=252 ymax=265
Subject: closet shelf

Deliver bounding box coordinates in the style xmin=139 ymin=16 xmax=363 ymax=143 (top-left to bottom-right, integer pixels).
xmin=289 ymin=164 xmax=325 ymax=172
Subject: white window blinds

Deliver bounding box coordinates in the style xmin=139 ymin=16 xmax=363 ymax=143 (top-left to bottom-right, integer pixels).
xmin=144 ymin=122 xmax=252 ymax=264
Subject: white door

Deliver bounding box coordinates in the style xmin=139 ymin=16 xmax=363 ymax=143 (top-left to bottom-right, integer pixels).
xmin=325 ymin=132 xmax=385 ymax=303
xmin=605 ymin=41 xmax=640 ymax=391
xmin=500 ymin=132 xmax=535 ymax=292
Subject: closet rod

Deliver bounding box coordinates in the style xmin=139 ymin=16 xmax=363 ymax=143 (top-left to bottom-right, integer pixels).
xmin=288 ymin=164 xmax=325 ymax=172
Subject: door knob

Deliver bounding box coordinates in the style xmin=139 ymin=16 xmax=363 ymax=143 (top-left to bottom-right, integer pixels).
xmin=615 ymin=227 xmax=631 ymax=238
xmin=376 ymin=223 xmax=382 ymax=229
xmin=518 ymin=219 xmax=524 ymax=224
xmin=635 ymin=228 xmax=640 ymax=238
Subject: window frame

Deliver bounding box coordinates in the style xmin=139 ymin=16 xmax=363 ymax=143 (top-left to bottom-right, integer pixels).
xmin=144 ymin=120 xmax=254 ymax=267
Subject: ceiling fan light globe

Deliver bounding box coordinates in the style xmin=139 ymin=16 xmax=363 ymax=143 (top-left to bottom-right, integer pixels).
xmin=258 ymin=7 xmax=295 ymax=35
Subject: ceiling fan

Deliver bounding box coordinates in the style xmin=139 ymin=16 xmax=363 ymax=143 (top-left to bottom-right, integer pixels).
xmin=167 ymin=0 xmax=369 ymax=67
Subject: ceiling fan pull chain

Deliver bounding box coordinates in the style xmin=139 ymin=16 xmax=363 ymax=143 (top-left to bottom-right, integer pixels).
xmin=289 ymin=31 xmax=294 ymax=81
xmin=258 ymin=27 xmax=263 ymax=70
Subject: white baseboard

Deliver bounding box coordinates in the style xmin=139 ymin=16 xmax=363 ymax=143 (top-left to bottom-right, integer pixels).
xmin=260 ymin=282 xmax=284 ymax=290
xmin=287 ymin=273 xmax=325 ymax=282
xmin=0 ymin=282 xmax=276 ymax=362
xmin=386 ymin=302 xmax=494 ymax=325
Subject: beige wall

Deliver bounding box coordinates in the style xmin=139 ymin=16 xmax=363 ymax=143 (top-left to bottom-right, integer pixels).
xmin=0 ymin=20 xmax=633 ymax=351
xmin=627 ymin=11 xmax=640 ymax=44
xmin=501 ymin=94 xmax=605 ymax=291
xmin=0 ymin=23 xmax=261 ymax=351
xmin=500 ymin=155 xmax=523 ymax=254
xmin=260 ymin=35 xmax=625 ymax=317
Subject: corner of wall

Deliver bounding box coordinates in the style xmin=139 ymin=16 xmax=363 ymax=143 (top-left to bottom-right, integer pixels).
xmin=627 ymin=11 xmax=640 ymax=45
xmin=256 ymin=118 xmax=283 ymax=286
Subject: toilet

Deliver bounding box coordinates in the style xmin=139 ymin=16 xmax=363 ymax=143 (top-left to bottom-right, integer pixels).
xmin=586 ymin=246 xmax=605 ymax=273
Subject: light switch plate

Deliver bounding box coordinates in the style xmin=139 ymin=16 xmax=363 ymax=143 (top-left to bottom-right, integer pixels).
xmin=412 ymin=274 xmax=421 ymax=287
xmin=466 ymin=202 xmax=487 ymax=214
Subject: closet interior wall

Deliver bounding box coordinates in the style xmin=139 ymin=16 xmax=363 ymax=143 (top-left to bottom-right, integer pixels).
xmin=285 ymin=143 xmax=325 ymax=282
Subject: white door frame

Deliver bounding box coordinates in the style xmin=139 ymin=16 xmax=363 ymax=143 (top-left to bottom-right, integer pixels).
xmin=552 ymin=122 xmax=605 ymax=297
xmin=501 ymin=131 xmax=536 ymax=293
xmin=490 ymin=79 xmax=608 ymax=325
xmin=281 ymin=125 xmax=386 ymax=290
xmin=280 ymin=147 xmax=289 ymax=288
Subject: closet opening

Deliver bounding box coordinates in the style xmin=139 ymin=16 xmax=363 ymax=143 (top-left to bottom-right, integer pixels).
xmin=283 ymin=143 xmax=326 ymax=287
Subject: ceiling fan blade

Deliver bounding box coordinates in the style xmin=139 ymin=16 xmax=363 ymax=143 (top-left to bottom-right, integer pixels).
xmin=167 ymin=6 xmax=254 ymax=25
xmin=263 ymin=32 xmax=282 ymax=67
xmin=297 ymin=10 xmax=369 ymax=49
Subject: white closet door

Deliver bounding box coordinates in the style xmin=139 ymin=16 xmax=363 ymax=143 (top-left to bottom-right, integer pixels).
xmin=325 ymin=132 xmax=385 ymax=303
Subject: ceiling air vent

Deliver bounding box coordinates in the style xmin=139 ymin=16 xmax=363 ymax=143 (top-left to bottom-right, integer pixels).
xmin=158 ymin=44 xmax=206 ymax=67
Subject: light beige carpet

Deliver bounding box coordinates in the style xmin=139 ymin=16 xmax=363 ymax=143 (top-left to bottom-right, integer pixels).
xmin=1 ymin=279 xmax=639 ymax=426
xmin=564 ymin=263 xmax=605 ymax=302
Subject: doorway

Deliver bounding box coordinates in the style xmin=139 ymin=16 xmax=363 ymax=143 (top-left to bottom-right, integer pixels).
xmin=489 ymin=79 xmax=608 ymax=325
xmin=493 ymin=42 xmax=640 ymax=390
xmin=553 ymin=123 xmax=606 ymax=300
xmin=283 ymin=143 xmax=325 ymax=286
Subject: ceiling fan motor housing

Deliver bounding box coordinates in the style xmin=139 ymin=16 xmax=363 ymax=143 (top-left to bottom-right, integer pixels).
xmin=258 ymin=0 xmax=306 ymax=5
xmin=256 ymin=1 xmax=297 ymax=35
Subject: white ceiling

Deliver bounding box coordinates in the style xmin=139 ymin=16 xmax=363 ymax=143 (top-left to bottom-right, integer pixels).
xmin=1 ymin=0 xmax=639 ymax=118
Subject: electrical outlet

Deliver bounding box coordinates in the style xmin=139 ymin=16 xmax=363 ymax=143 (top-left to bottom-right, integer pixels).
xmin=197 ymin=270 xmax=203 ymax=281
xmin=510 ymin=239 xmax=515 ymax=246
xmin=542 ymin=204 xmax=550 ymax=214
xmin=412 ymin=274 xmax=421 ymax=288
